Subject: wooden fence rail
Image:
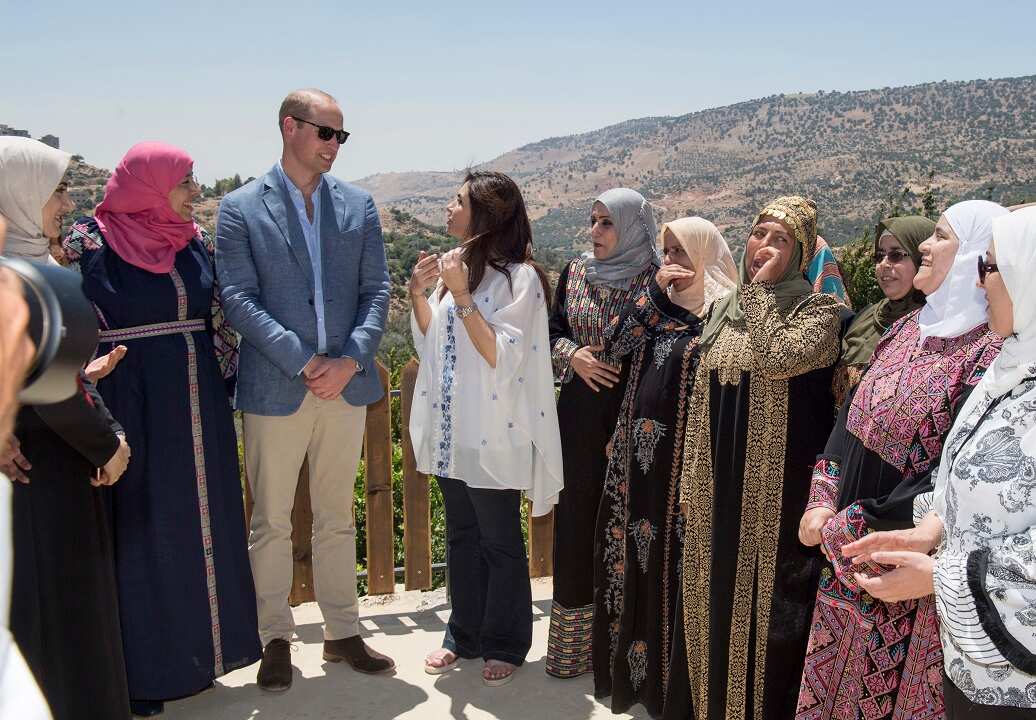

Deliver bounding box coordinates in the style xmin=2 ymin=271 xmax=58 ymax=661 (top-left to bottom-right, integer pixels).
xmin=244 ymin=358 xmax=555 ymax=602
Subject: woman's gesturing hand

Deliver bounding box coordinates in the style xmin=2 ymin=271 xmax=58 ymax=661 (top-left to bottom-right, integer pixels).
xmin=798 ymin=507 xmax=835 ymax=547
xmin=408 ymin=251 xmax=441 ymax=296
xmin=1 ymin=435 xmax=31 ymax=484
xmin=85 ymin=345 xmax=128 ymax=383
xmin=841 ymin=514 xmax=944 ymax=564
xmin=655 ymin=265 xmax=695 ymax=292
xmin=94 ymin=435 xmax=131 ymax=487
xmin=571 ymin=344 xmax=621 ymax=392
xmin=439 ymin=248 xmax=470 ymax=298
xmin=752 ymin=246 xmax=785 ymax=284
xmin=854 ymin=551 xmax=935 ymax=602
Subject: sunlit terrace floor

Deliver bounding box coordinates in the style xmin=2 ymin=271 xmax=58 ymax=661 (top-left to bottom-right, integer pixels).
xmin=164 ymin=577 xmax=650 ymax=720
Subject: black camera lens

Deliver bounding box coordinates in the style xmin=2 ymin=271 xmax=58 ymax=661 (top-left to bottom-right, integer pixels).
xmin=0 ymin=256 xmax=98 ymax=405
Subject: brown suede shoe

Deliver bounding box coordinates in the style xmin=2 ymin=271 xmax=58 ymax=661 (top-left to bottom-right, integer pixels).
xmin=257 ymin=638 xmax=293 ymax=692
xmin=323 ymin=635 xmax=395 ymax=674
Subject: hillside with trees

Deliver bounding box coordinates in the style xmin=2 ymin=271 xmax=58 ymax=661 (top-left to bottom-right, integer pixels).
xmin=356 ymin=74 xmax=1036 ymax=253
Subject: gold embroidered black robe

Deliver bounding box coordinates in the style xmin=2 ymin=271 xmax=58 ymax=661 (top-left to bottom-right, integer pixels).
xmin=679 ymin=282 xmax=842 ymax=720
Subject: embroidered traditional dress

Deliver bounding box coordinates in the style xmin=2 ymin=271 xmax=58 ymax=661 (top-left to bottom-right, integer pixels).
xmin=796 ymin=313 xmax=1001 ymax=720
xmin=547 ymin=257 xmax=656 ymax=677
xmin=589 ymin=280 xmax=703 ymax=717
xmin=680 ymin=281 xmax=843 ymax=720
xmin=63 ymin=218 xmax=260 ymax=700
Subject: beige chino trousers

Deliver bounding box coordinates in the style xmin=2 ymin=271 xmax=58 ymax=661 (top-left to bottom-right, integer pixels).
xmin=244 ymin=392 xmax=366 ymax=646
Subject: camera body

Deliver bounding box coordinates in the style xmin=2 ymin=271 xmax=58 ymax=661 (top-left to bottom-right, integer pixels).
xmin=0 ymin=256 xmax=98 ymax=404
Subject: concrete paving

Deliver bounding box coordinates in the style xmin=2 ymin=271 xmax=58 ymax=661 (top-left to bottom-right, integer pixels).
xmin=164 ymin=578 xmax=650 ymax=720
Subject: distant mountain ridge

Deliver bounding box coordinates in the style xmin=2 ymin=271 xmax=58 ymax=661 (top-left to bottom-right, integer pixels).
xmin=355 ymin=74 xmax=1036 ymax=251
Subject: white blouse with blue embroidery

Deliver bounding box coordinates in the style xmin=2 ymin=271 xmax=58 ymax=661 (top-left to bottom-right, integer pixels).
xmin=409 ymin=263 xmax=563 ymax=516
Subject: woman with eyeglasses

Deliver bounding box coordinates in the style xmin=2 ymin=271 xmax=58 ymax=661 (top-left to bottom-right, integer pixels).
xmin=831 ymin=216 xmax=935 ymax=407
xmin=62 ymin=142 xmax=260 ymax=716
xmin=842 ymin=206 xmax=1036 ymax=718
xmin=796 ymin=200 xmax=1008 ymax=720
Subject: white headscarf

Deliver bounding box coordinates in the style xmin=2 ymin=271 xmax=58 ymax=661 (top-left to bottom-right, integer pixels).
xmin=979 ymin=207 xmax=1036 ymax=404
xmin=917 ymin=199 xmax=1009 ymax=342
xmin=659 ymin=217 xmax=738 ymax=317
xmin=0 ymin=137 xmax=72 ymax=261
xmin=933 ymin=206 xmax=1036 ymax=517
xmin=582 ymin=188 xmax=661 ymax=288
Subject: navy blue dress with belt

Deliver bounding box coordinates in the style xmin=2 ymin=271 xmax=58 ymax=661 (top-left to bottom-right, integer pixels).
xmin=64 ymin=217 xmax=260 ymax=700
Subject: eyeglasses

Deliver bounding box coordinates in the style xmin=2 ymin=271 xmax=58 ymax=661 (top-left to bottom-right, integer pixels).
xmin=290 ymin=116 xmax=350 ymax=145
xmin=873 ymin=249 xmax=911 ymax=264
xmin=977 ymin=256 xmax=999 ymax=284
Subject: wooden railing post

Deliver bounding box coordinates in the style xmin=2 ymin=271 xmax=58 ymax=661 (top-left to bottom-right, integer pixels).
xmin=288 ymin=463 xmax=315 ymax=604
xmin=528 ymin=506 xmax=555 ymax=578
xmin=400 ymin=358 xmax=432 ymax=590
xmin=364 ymin=362 xmax=395 ymax=595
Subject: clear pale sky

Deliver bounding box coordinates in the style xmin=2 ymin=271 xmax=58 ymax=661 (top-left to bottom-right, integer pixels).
xmin=2 ymin=0 xmax=1033 ymax=184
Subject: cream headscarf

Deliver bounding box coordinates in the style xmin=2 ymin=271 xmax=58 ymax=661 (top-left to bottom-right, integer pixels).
xmin=917 ymin=199 xmax=1009 ymax=342
xmin=659 ymin=217 xmax=738 ymax=317
xmin=0 ymin=137 xmax=72 ymax=261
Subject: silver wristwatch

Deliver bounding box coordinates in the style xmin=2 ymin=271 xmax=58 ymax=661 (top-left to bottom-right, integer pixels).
xmin=455 ymin=302 xmax=477 ymax=319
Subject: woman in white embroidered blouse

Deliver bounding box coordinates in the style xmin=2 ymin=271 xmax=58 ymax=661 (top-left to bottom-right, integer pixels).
xmin=408 ymin=171 xmax=563 ymax=686
xmin=844 ymin=206 xmax=1036 ymax=717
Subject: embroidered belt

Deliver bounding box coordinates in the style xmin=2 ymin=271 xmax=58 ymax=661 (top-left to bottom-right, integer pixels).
xmin=98 ymin=318 xmax=206 ymax=342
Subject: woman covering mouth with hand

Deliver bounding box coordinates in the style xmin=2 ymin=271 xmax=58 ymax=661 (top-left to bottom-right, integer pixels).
xmin=796 ymin=199 xmax=1008 ymax=720
xmin=589 ymin=216 xmax=737 ymax=717
xmin=678 ymin=195 xmax=844 ymax=720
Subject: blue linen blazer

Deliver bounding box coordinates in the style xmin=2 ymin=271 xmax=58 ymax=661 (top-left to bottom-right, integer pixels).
xmin=215 ymin=166 xmax=390 ymax=415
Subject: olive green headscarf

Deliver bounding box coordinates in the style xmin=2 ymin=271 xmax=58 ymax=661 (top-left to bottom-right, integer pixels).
xmin=840 ymin=215 xmax=934 ymax=366
xmin=699 ymin=196 xmax=818 ymax=349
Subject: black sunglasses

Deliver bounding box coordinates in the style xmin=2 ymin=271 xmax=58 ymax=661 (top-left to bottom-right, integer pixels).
xmin=873 ymin=249 xmax=911 ymax=264
xmin=290 ymin=116 xmax=350 ymax=145
xmin=977 ymin=256 xmax=999 ymax=284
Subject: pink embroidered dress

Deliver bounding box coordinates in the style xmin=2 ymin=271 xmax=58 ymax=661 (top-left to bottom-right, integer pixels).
xmin=796 ymin=311 xmax=1001 ymax=720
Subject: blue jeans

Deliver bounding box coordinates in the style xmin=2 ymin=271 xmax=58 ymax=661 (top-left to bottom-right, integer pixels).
xmin=437 ymin=477 xmax=532 ymax=665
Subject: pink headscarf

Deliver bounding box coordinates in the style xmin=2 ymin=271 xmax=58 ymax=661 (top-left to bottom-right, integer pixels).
xmin=94 ymin=142 xmax=199 ymax=273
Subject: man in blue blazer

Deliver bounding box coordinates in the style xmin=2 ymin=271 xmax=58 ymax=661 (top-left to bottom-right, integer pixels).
xmin=216 ymin=88 xmax=393 ymax=691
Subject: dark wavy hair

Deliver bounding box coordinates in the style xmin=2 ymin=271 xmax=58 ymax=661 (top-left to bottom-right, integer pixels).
xmin=439 ymin=170 xmax=552 ymax=301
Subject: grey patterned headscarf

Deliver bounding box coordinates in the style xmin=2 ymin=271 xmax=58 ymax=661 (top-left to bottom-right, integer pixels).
xmin=582 ymin=188 xmax=660 ymax=288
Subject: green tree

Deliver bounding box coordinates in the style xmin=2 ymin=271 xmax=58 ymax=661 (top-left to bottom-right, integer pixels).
xmin=920 ymin=171 xmax=939 ymax=220
xmin=838 ymin=231 xmax=883 ymax=310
